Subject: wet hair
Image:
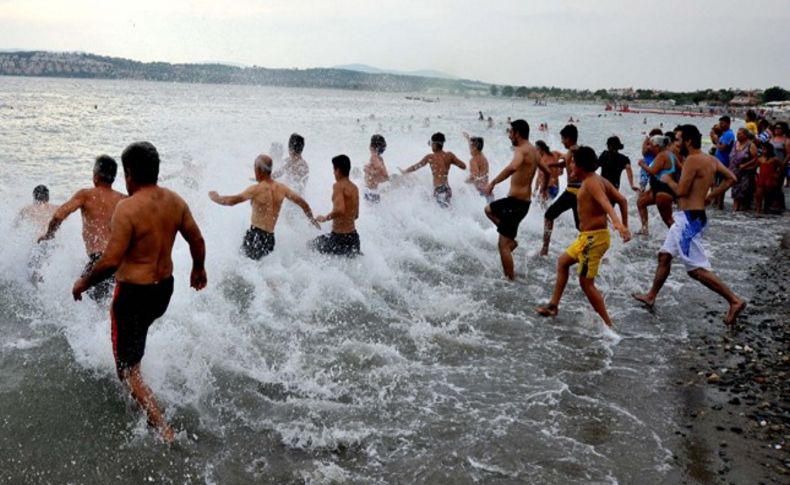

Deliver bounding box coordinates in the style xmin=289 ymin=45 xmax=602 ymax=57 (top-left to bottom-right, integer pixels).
xmin=573 ymin=146 xmax=598 ymax=173
xmin=746 ymin=109 xmax=757 ymax=122
xmin=559 ymin=124 xmax=578 ymax=143
xmin=370 ymin=134 xmax=387 ymax=154
xmin=470 ymin=136 xmax=484 ymax=151
xmin=33 ymin=184 xmax=49 ymax=202
xmin=648 ymin=128 xmax=663 ymax=137
xmin=288 ymin=133 xmax=305 ymax=154
xmin=121 ymin=141 xmax=160 ymax=185
xmin=431 ymin=132 xmax=446 ymax=146
xmin=680 ymin=124 xmax=702 ymax=149
xmin=719 ymin=115 xmax=731 ymax=124
xmin=332 ymin=154 xmax=351 ymax=177
xmin=93 ymin=154 xmax=117 ymax=184
xmin=255 ymin=154 xmax=273 ymax=174
xmin=535 ymin=140 xmax=550 ymax=155
xmin=510 ymin=119 xmax=530 ymax=140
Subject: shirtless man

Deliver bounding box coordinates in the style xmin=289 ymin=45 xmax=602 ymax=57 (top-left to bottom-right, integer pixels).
xmin=462 ymin=132 xmax=491 ymax=202
xmin=311 ymin=155 xmax=361 ymax=256
xmin=400 ymin=132 xmax=467 ymax=208
xmin=39 ymin=155 xmax=125 ymax=300
xmin=483 ymin=119 xmax=550 ymax=280
xmin=535 ymin=140 xmax=563 ymax=203
xmin=632 ymin=124 xmax=746 ymax=325
xmin=72 ymin=141 xmax=207 ymax=443
xmin=363 ymin=134 xmax=389 ymax=203
xmin=540 ymin=124 xmax=581 ymax=256
xmin=273 ymin=133 xmax=309 ymax=194
xmin=15 ymin=185 xmax=59 ymax=234
xmin=209 ymin=154 xmax=319 ymax=259
xmin=536 ymin=146 xmax=631 ymax=327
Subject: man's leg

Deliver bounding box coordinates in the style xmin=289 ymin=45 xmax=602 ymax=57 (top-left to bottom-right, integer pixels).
xmin=655 ymin=194 xmax=675 ymax=228
xmin=498 ymin=235 xmax=518 ymax=280
xmin=484 ymin=203 xmax=500 ymax=226
xmin=579 ymin=276 xmax=612 ymax=327
xmin=536 ymin=253 xmax=576 ymax=316
xmin=636 ymin=191 xmax=652 ymax=235
xmin=687 ymin=268 xmax=746 ymax=325
xmin=632 ymin=252 xmax=673 ymax=308
xmin=540 ymin=219 xmax=553 ymax=256
xmin=122 ymin=365 xmax=175 ymax=443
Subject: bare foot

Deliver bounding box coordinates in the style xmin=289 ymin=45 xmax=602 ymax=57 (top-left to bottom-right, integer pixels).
xmin=724 ymin=300 xmax=746 ymax=325
xmin=159 ymin=424 xmax=176 ymax=444
xmin=631 ymin=292 xmax=655 ymax=309
xmin=636 ymin=228 xmax=649 ymax=236
xmin=535 ymin=303 xmax=558 ymax=317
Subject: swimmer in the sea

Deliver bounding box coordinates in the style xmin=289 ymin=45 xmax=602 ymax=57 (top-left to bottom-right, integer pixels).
xmin=463 ymin=132 xmax=491 ymax=203
xmin=273 ymin=133 xmax=309 ymax=195
xmin=209 ymin=154 xmax=319 ymax=260
xmin=15 ymin=185 xmax=59 ymax=234
xmin=534 ymin=140 xmax=563 ymax=203
xmin=39 ymin=155 xmax=125 ymax=301
xmin=72 ymin=141 xmax=207 ymax=444
xmin=400 ymin=132 xmax=467 ymax=208
xmin=311 ymin=155 xmax=361 ymax=256
xmin=536 ymin=146 xmax=631 ymax=327
xmin=363 ymin=134 xmax=389 ymax=204
xmin=632 ymin=124 xmax=746 ymax=325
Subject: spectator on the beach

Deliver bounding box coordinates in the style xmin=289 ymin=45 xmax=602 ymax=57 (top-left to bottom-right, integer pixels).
xmin=729 ymin=128 xmax=758 ymax=212
xmin=597 ymin=136 xmax=638 ymax=192
xmin=755 ymin=142 xmax=782 ymax=215
xmin=757 ymin=119 xmax=772 ymax=145
xmin=744 ymin=110 xmax=758 ymax=135
xmin=711 ymin=116 xmax=735 ymax=208
xmin=771 ymin=122 xmax=790 ymax=190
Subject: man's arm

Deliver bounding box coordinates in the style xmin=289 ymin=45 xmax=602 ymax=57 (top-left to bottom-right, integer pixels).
xmin=485 ymin=152 xmax=524 ymax=194
xmin=178 ymin=204 xmax=207 ymax=291
xmin=208 ymin=186 xmax=255 ymax=206
xmin=400 ymin=155 xmax=430 ymax=174
xmin=591 ymin=180 xmax=630 ymax=241
xmin=72 ymin=205 xmax=132 ymax=300
xmin=705 ymin=161 xmax=737 ymax=203
xmin=450 ymin=153 xmax=467 ymax=170
xmin=38 ymin=191 xmax=84 ymax=242
xmin=284 ymin=188 xmax=320 ymax=229
xmin=316 ymin=184 xmax=345 ymax=223
xmin=625 ymin=164 xmax=638 ymax=191
xmin=661 ymin=158 xmax=695 ymax=197
xmin=641 ymin=152 xmax=665 ymax=176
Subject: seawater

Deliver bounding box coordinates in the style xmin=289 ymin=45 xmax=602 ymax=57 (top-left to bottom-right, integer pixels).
xmin=0 ymin=77 xmax=784 ymax=484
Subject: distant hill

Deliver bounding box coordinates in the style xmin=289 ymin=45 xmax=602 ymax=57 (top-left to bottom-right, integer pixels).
xmin=334 ymin=64 xmax=457 ymax=80
xmin=0 ymin=51 xmax=487 ymax=95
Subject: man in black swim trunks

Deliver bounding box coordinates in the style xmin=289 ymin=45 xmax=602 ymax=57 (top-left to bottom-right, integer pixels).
xmin=540 ymin=124 xmax=580 ymax=256
xmin=400 ymin=132 xmax=466 ymax=208
xmin=72 ymin=142 xmax=207 ymax=443
xmin=484 ymin=119 xmax=550 ymax=280
xmin=209 ymin=154 xmax=319 ymax=259
xmin=312 ymin=155 xmax=361 ymax=256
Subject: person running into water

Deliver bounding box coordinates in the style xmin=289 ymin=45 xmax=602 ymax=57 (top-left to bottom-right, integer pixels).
xmin=534 ymin=140 xmax=563 ymax=203
xmin=72 ymin=141 xmax=207 ymax=443
xmin=540 ymin=124 xmax=580 ymax=256
xmin=311 ymin=155 xmax=361 ymax=256
xmin=273 ymin=133 xmax=309 ymax=194
xmin=536 ymin=146 xmax=631 ymax=327
xmin=363 ymin=134 xmax=389 ymax=203
xmin=632 ymin=124 xmax=745 ymax=325
xmin=598 ymin=136 xmax=638 ymax=192
xmin=463 ymin=132 xmax=491 ymax=202
xmin=483 ymin=119 xmax=550 ymax=280
xmin=209 ymin=154 xmax=319 ymax=259
xmin=39 ymin=155 xmax=125 ymax=300
xmin=636 ymin=135 xmax=678 ymax=234
xmin=400 ymin=132 xmax=467 ymax=207
xmin=15 ymin=185 xmax=58 ymax=234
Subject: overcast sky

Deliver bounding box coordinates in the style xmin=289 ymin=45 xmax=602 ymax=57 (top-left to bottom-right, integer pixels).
xmin=1 ymin=0 xmax=787 ymax=91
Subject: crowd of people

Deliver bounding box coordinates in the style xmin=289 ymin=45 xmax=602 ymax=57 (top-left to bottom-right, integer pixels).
xmin=14 ymin=112 xmax=786 ymax=443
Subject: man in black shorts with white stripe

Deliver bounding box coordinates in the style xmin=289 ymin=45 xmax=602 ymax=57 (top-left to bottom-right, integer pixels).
xmin=484 ymin=119 xmax=550 ymax=280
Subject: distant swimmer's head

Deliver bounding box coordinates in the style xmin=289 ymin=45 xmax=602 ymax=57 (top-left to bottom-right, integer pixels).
xmin=429 ymin=132 xmax=445 ymax=150
xmin=288 ymin=133 xmax=305 ymax=155
xmin=509 ymin=119 xmax=530 ymax=146
xmin=121 ymin=141 xmax=160 ymax=189
xmin=370 ymin=134 xmax=387 ymax=155
xmin=535 ymin=140 xmax=550 ymax=155
xmin=469 ymin=136 xmax=484 ymax=153
xmin=332 ymin=154 xmax=351 ymax=179
xmin=254 ymin=154 xmax=273 ymax=177
xmin=559 ymin=124 xmax=578 ymax=148
xmin=33 ymin=184 xmax=49 ymax=203
xmin=571 ymin=146 xmax=597 ymax=178
xmin=93 ymin=155 xmax=118 ymax=185
xmin=606 ymin=136 xmax=624 ymax=151
xmin=679 ymin=124 xmax=702 ymax=154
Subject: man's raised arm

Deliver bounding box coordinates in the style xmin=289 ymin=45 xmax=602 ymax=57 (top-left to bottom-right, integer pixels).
xmin=285 ymin=188 xmax=320 ymax=229
xmin=208 ymin=186 xmax=255 ymax=206
xmin=39 ymin=190 xmax=85 ymax=243
xmin=400 ymin=155 xmax=430 ymax=174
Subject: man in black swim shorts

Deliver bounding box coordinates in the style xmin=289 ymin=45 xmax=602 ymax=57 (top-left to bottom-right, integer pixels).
xmin=313 ymin=155 xmax=361 ymax=257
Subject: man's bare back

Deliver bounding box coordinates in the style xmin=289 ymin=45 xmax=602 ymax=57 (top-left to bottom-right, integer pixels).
xmin=468 ymin=153 xmax=490 ymax=191
xmin=16 ymin=202 xmax=58 ymax=236
xmin=364 ymin=153 xmax=389 ymax=190
xmin=275 ymin=156 xmax=309 ymax=192
xmin=41 ymin=186 xmax=124 ymax=254
xmin=329 ymin=178 xmax=359 ymax=234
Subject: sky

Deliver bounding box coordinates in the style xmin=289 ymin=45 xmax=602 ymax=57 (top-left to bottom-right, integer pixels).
xmin=1 ymin=0 xmax=788 ymax=91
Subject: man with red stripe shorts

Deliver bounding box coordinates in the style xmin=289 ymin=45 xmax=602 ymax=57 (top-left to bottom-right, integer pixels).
xmin=72 ymin=141 xmax=207 ymax=443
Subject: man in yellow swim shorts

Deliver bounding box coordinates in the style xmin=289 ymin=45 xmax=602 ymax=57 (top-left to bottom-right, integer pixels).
xmin=536 ymin=146 xmax=631 ymax=327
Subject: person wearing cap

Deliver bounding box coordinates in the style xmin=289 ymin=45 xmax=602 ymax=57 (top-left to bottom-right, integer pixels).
xmin=209 ymin=154 xmax=319 ymax=260
xmin=400 ymin=132 xmax=467 ymax=208
xmin=597 ymin=136 xmax=638 ymax=192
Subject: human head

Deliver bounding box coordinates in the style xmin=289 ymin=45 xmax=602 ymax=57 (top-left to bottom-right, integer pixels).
xmin=736 ymin=127 xmax=750 ymax=142
xmin=648 ymin=128 xmax=663 ymax=137
xmin=254 ymin=154 xmax=273 ymax=180
xmin=332 ymin=154 xmax=351 ymax=179
xmin=288 ymin=133 xmax=305 ymax=156
xmin=370 ymin=134 xmax=387 ymax=155
xmin=559 ymin=124 xmax=578 ymax=148
xmin=121 ymin=141 xmax=160 ymax=191
xmin=649 ymin=135 xmax=670 ymax=155
xmin=746 ymin=109 xmax=757 ymax=122
xmin=33 ymin=185 xmax=49 ymax=203
xmin=535 ymin=140 xmax=550 ymax=155
xmin=758 ymin=119 xmax=769 ymax=132
xmin=774 ymin=121 xmax=788 ymax=137
xmin=430 ymin=132 xmax=445 ymax=151
xmin=761 ymin=141 xmax=775 ymax=158
xmin=606 ymin=136 xmax=624 ymax=152
xmin=469 ymin=136 xmax=484 ymax=154
xmin=679 ymin=124 xmax=702 ymax=154
xmin=93 ymin=154 xmax=117 ymax=185
xmin=719 ymin=115 xmax=731 ymax=130
xmin=509 ymin=119 xmax=530 ymax=145
xmin=570 ymin=145 xmax=597 ymax=179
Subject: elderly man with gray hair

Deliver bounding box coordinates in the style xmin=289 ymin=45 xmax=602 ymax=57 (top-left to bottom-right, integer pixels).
xmin=209 ymin=154 xmax=319 ymax=260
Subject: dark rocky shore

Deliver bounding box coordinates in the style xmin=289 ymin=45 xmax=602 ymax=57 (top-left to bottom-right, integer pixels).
xmin=671 ymin=225 xmax=789 ymax=483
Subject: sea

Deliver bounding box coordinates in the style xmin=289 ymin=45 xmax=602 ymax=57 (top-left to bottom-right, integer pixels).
xmin=0 ymin=76 xmax=785 ymax=484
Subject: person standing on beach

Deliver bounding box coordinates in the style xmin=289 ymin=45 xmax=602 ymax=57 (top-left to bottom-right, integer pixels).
xmin=72 ymin=141 xmax=207 ymax=443
xmin=483 ymin=119 xmax=550 ymax=280
xmin=39 ymin=155 xmax=125 ymax=300
xmin=400 ymin=132 xmax=467 ymax=207
xmin=273 ymin=133 xmax=309 ymax=195
xmin=463 ymin=132 xmax=491 ymax=202
xmin=311 ymin=155 xmax=361 ymax=256
xmin=710 ymin=116 xmax=734 ymax=209
xmin=363 ymin=134 xmax=389 ymax=203
xmin=535 ymin=146 xmax=630 ymax=327
xmin=540 ymin=124 xmax=580 ymax=256
xmin=597 ymin=136 xmax=638 ymax=192
xmin=632 ymin=125 xmax=746 ymax=325
xmin=209 ymin=154 xmax=319 ymax=259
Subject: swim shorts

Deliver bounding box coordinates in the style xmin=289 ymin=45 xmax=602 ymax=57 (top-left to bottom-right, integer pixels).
xmin=565 ymin=229 xmax=611 ymax=279
xmin=548 ymin=185 xmax=559 ymax=199
xmin=659 ymin=210 xmax=711 ymax=272
xmin=434 ymin=184 xmax=452 ymax=208
xmin=311 ymin=231 xmax=361 ymax=256
xmin=242 ymin=226 xmax=275 ymax=260
xmin=110 ymin=276 xmax=174 ymax=377
xmin=544 ymin=189 xmax=580 ymax=229
xmin=82 ymin=252 xmax=114 ymax=301
xmin=489 ymin=197 xmax=531 ymax=240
